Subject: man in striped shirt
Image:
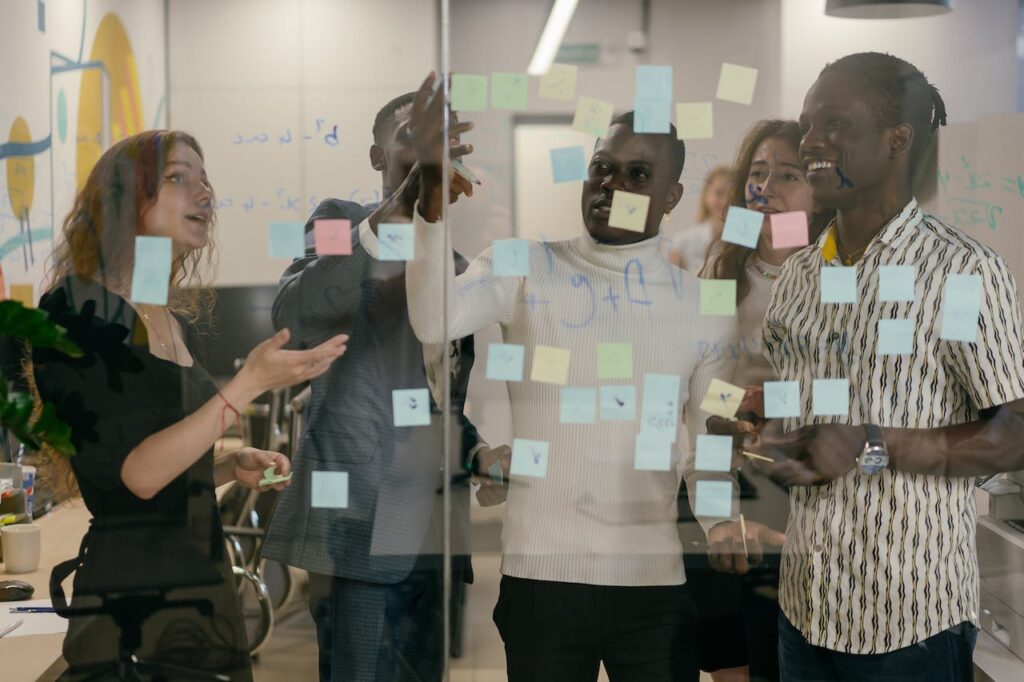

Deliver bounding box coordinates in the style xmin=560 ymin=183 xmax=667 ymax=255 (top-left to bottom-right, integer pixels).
xmin=747 ymin=53 xmax=1024 ymax=681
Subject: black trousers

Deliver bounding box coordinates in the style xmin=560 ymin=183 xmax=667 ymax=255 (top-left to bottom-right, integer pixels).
xmin=492 ymin=575 xmax=699 ymax=682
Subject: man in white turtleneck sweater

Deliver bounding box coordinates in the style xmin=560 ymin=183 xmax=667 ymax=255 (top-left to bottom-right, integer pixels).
xmin=404 ymin=74 xmax=771 ymax=682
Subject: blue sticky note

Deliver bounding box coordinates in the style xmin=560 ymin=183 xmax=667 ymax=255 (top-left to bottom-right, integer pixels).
xmin=940 ymin=274 xmax=982 ymax=342
xmin=130 ymin=236 xmax=173 ymax=305
xmin=37 ymin=0 xmax=45 ymax=32
xmin=378 ymin=223 xmax=414 ymax=261
xmin=812 ymin=379 xmax=849 ymax=416
xmin=695 ymin=434 xmax=732 ymax=472
xmin=269 ymin=221 xmax=305 ymax=258
xmin=641 ymin=373 xmax=681 ymax=441
xmin=492 ymin=239 xmax=530 ymax=277
xmin=634 ymin=433 xmax=672 ymax=471
xmin=634 ymin=98 xmax=671 ymax=134
xmin=878 ymin=265 xmax=916 ymax=302
xmin=311 ymin=471 xmax=349 ymax=509
xmin=695 ymin=480 xmax=733 ymax=518
xmin=820 ymin=266 xmax=857 ymax=304
xmin=486 ymin=343 xmax=525 ymax=381
xmin=636 ymin=65 xmax=673 ymax=101
xmin=722 ymin=206 xmax=763 ymax=248
xmin=600 ymin=385 xmax=636 ymax=421
xmin=560 ymin=387 xmax=596 ymax=424
xmin=878 ymin=318 xmax=914 ymax=355
xmin=510 ymin=438 xmax=549 ymax=478
xmin=550 ymin=146 xmax=589 ymax=183
xmin=764 ymin=380 xmax=800 ymax=418
xmin=392 ymin=388 xmax=431 ymax=427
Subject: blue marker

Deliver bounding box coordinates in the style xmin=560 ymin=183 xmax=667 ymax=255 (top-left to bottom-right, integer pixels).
xmin=837 ymin=166 xmax=854 ymax=189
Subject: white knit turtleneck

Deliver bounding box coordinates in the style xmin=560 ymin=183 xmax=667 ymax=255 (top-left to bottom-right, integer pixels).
xmin=407 ymin=208 xmax=738 ymax=586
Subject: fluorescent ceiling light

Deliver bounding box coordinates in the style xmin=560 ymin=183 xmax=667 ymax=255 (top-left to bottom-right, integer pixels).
xmin=527 ymin=0 xmax=580 ymax=76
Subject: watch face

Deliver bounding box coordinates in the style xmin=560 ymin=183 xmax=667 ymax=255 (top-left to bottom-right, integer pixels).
xmin=860 ymin=450 xmax=888 ymax=475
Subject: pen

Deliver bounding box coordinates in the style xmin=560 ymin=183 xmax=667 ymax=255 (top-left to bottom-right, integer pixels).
xmin=8 ymin=606 xmax=56 ymax=613
xmin=743 ymin=451 xmax=773 ymax=463
xmin=739 ymin=513 xmax=749 ymax=558
xmin=0 ymin=620 xmax=23 ymax=638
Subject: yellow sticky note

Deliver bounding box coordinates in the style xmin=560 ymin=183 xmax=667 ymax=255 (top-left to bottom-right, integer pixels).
xmin=9 ymin=284 xmax=34 ymax=308
xmin=716 ymin=63 xmax=758 ymax=105
xmin=597 ymin=343 xmax=633 ymax=379
xmin=572 ymin=96 xmax=614 ymax=137
xmin=608 ymin=190 xmax=650 ymax=233
xmin=538 ymin=63 xmax=578 ymax=101
xmin=676 ymin=102 xmax=713 ymax=140
xmin=700 ymin=279 xmax=736 ymax=316
xmin=700 ymin=378 xmax=744 ymax=419
xmin=531 ymin=345 xmax=571 ymax=385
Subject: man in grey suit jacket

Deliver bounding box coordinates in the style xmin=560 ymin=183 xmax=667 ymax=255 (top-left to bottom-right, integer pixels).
xmin=262 ymin=93 xmax=506 ymax=682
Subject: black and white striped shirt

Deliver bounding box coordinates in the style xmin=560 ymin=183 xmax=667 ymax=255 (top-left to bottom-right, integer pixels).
xmin=763 ymin=198 xmax=1024 ymax=654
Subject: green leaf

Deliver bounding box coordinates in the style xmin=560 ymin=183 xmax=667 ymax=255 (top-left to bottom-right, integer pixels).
xmin=0 ymin=300 xmax=82 ymax=357
xmin=31 ymin=402 xmax=76 ymax=456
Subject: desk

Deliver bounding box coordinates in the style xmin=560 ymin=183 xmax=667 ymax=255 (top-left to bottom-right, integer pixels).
xmin=0 ymin=500 xmax=90 ymax=682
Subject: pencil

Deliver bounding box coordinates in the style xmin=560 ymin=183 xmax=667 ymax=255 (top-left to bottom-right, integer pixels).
xmin=743 ymin=450 xmax=773 ymax=463
xmin=739 ymin=513 xmax=749 ymax=557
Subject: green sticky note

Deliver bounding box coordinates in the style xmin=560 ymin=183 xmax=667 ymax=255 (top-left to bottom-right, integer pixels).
xmin=878 ymin=265 xmax=916 ymax=302
xmin=878 ymin=318 xmax=914 ymax=355
xmin=608 ymin=190 xmax=650 ymax=232
xmin=560 ymin=387 xmax=596 ymax=424
xmin=676 ymin=102 xmax=713 ymax=140
xmin=491 ymin=72 xmax=528 ymax=110
xmin=311 ymin=471 xmax=348 ymax=509
xmin=821 ymin=266 xmax=857 ymax=304
xmin=487 ymin=343 xmax=525 ymax=381
xmin=695 ymin=480 xmax=733 ymax=517
xmin=538 ymin=63 xmax=577 ymax=101
xmin=510 ymin=438 xmax=549 ymax=478
xmin=812 ymin=378 xmax=849 ymax=416
xmin=392 ymin=388 xmax=431 ymax=426
xmin=597 ymin=342 xmax=633 ymax=379
xmin=572 ymin=96 xmax=614 ymax=137
xmin=600 ymin=385 xmax=636 ymax=421
xmin=695 ymin=434 xmax=732 ymax=472
xmin=451 ymin=74 xmax=488 ymax=112
xmin=130 ymin=236 xmax=172 ymax=305
xmin=700 ymin=279 xmax=737 ymax=316
xmin=634 ymin=433 xmax=672 ymax=471
xmin=764 ymin=380 xmax=800 ymax=418
xmin=259 ymin=465 xmax=293 ymax=486
xmin=716 ymin=62 xmax=758 ymax=105
xmin=940 ymin=273 xmax=982 ymax=342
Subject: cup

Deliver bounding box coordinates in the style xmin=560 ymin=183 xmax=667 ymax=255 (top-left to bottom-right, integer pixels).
xmin=1 ymin=524 xmax=41 ymax=574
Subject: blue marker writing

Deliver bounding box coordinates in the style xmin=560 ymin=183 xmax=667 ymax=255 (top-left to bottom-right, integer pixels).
xmin=837 ymin=166 xmax=854 ymax=189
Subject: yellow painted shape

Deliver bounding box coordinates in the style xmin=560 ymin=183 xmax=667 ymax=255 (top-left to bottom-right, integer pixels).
xmin=6 ymin=117 xmax=34 ymax=219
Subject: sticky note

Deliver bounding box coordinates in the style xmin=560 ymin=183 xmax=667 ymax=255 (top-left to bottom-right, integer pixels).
xmin=636 ymin=65 xmax=673 ymax=100
xmin=764 ymin=380 xmax=801 ymax=418
xmin=878 ymin=265 xmax=916 ymax=302
xmin=722 ymin=206 xmax=763 ymax=248
xmin=940 ymin=274 xmax=982 ymax=342
xmin=377 ymin=223 xmax=414 ymax=260
xmin=491 ymin=72 xmax=528 ymax=110
xmin=392 ymin=388 xmax=431 ymax=427
xmin=634 ymin=98 xmax=671 ymax=134
xmin=9 ymin=284 xmax=33 ymax=308
xmin=820 ymin=266 xmax=857 ymax=304
xmin=597 ymin=342 xmax=633 ymax=379
xmin=700 ymin=378 xmax=744 ymax=419
xmin=492 ymin=239 xmax=530 ymax=277
xmin=641 ymin=373 xmax=681 ymax=441
xmin=634 ymin=433 xmax=672 ymax=471
xmin=560 ymin=387 xmax=596 ymax=424
xmin=600 ymin=385 xmax=636 ymax=421
xmin=572 ymin=96 xmax=614 ymax=137
xmin=716 ymin=63 xmax=758 ymax=105
xmin=695 ymin=480 xmax=733 ymax=518
xmin=812 ymin=378 xmax=849 ymax=416
xmin=130 ymin=236 xmax=172 ymax=305
xmin=510 ymin=438 xmax=549 ymax=478
xmin=314 ymin=218 xmax=352 ymax=255
xmin=259 ymin=465 xmax=292 ymax=486
xmin=486 ymin=343 xmax=525 ymax=381
xmin=269 ymin=221 xmax=305 ymax=258
xmin=451 ymin=73 xmax=488 ymax=112
xmin=675 ymin=102 xmax=713 ymax=140
xmin=550 ymin=146 xmax=589 ymax=183
xmin=531 ymin=345 xmax=571 ymax=385
xmin=538 ymin=63 xmax=578 ymax=101
xmin=609 ymin=190 xmax=650 ymax=232
xmin=770 ymin=212 xmax=809 ymax=249
xmin=311 ymin=471 xmax=349 ymax=508
xmin=877 ymin=318 xmax=914 ymax=355
xmin=700 ymin=279 xmax=737 ymax=316
xmin=696 ymin=434 xmax=732 ymax=472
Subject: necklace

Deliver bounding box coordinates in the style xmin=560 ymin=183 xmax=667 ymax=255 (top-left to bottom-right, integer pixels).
xmin=140 ymin=308 xmax=174 ymax=359
xmin=834 ymin=233 xmax=867 ymax=266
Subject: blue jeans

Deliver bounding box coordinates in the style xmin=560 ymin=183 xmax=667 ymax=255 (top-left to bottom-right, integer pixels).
xmin=778 ymin=611 xmax=977 ymax=681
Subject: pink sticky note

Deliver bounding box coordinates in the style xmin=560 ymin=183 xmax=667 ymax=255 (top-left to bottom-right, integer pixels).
xmin=314 ymin=219 xmax=352 ymax=255
xmin=770 ymin=211 xmax=809 ymax=249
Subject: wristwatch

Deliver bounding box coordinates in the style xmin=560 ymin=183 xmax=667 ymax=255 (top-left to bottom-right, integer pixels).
xmin=858 ymin=424 xmax=889 ymax=475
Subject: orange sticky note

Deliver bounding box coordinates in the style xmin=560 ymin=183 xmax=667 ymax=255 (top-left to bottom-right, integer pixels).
xmin=9 ymin=284 xmax=34 ymax=308
xmin=314 ymin=219 xmax=352 ymax=255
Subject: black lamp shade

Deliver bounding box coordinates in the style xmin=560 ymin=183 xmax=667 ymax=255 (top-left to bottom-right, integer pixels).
xmin=825 ymin=0 xmax=953 ymax=19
